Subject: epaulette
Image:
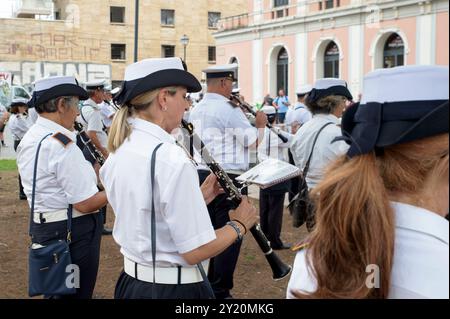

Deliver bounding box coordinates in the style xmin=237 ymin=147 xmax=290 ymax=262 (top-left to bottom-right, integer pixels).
xmin=52 ymin=132 xmax=73 ymax=148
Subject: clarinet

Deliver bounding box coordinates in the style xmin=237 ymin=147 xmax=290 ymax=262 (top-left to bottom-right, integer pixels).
xmin=181 ymin=119 xmax=292 ymax=281
xmin=229 ymin=93 xmax=289 ymax=143
xmin=74 ymin=121 xmax=106 ymax=166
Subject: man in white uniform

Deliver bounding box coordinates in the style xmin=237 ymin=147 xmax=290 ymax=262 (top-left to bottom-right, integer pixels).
xmin=285 ymin=85 xmax=313 ymax=135
xmin=78 ymin=80 xmax=112 ymax=235
xmin=189 ymin=64 xmax=267 ymax=299
xmin=285 ymin=85 xmax=313 ymax=202
xmin=79 ymin=80 xmax=109 ymax=163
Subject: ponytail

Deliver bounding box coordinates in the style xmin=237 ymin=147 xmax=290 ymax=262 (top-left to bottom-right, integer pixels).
xmin=107 ymin=87 xmax=179 ymax=153
xmin=292 ymin=133 xmax=449 ymax=299
xmin=304 ymin=154 xmax=394 ymax=298
xmin=108 ymin=105 xmax=132 ymax=153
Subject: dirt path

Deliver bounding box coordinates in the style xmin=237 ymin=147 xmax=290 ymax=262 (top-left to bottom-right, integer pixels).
xmin=0 ymin=170 xmax=308 ymax=299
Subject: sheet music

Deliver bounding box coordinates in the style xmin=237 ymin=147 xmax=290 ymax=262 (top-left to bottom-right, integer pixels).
xmin=236 ymin=158 xmax=301 ymax=189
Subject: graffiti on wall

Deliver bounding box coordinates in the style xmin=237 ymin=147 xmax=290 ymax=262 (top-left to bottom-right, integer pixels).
xmin=0 ymin=32 xmax=110 ymax=61
xmin=0 ymin=61 xmax=111 ymax=85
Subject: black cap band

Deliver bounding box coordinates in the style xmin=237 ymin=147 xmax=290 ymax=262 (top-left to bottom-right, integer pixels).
xmin=336 ymin=99 xmax=449 ymax=158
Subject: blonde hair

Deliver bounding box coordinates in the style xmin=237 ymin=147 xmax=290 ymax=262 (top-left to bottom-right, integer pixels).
xmin=293 ymin=133 xmax=449 ymax=299
xmin=108 ymin=87 xmax=178 ymax=153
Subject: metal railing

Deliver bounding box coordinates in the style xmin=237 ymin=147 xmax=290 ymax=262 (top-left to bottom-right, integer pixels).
xmin=217 ymin=0 xmax=398 ymax=32
xmin=13 ymin=0 xmax=53 ymax=18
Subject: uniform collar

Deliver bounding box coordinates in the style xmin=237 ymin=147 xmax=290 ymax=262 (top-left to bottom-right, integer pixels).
xmin=203 ymin=93 xmax=229 ymax=102
xmin=84 ymin=98 xmax=100 ymax=109
xmin=295 ymin=102 xmax=306 ymax=110
xmin=36 ymin=117 xmax=77 ymax=142
xmin=391 ymin=201 xmax=449 ymax=245
xmin=313 ymin=113 xmax=340 ymax=124
xmin=131 ymin=117 xmax=175 ymax=144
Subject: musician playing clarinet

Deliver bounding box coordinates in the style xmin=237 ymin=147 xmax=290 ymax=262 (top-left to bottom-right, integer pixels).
xmin=100 ymin=58 xmax=258 ymax=299
xmin=189 ymin=64 xmax=267 ymax=299
xmin=17 ymin=76 xmax=107 ymax=298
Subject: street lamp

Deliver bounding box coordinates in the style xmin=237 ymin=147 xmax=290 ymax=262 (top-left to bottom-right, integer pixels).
xmin=134 ymin=0 xmax=139 ymax=62
xmin=180 ymin=34 xmax=190 ymax=62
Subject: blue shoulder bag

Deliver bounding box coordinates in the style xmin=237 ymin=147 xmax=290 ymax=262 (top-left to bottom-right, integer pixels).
xmin=28 ymin=133 xmax=76 ymax=297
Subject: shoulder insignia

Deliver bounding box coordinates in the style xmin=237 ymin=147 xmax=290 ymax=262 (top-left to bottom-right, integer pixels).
xmin=52 ymin=132 xmax=73 ymax=148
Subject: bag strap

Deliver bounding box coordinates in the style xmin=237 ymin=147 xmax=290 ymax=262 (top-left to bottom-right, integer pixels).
xmin=197 ymin=262 xmax=215 ymax=299
xmin=29 ymin=133 xmax=73 ymax=242
xmin=150 ymin=142 xmax=215 ymax=299
xmin=79 ymin=105 xmax=88 ymax=124
xmin=302 ymin=122 xmax=334 ymax=178
xmin=150 ymin=143 xmax=163 ymax=297
xmin=29 ymin=133 xmax=52 ymax=236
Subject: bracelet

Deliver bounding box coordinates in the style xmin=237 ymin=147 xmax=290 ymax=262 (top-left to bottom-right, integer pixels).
xmin=226 ymin=221 xmax=243 ymax=243
xmin=232 ymin=219 xmax=247 ymax=235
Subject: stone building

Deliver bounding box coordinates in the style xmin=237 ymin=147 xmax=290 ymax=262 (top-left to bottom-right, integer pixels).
xmin=214 ymin=0 xmax=449 ymax=104
xmin=0 ymin=0 xmax=246 ymax=88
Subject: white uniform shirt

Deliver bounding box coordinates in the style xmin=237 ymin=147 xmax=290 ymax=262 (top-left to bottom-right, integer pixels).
xmin=79 ymin=99 xmax=108 ymax=148
xmin=0 ymin=104 xmax=7 ymax=118
xmin=8 ymin=113 xmax=33 ymax=141
xmin=17 ymin=117 xmax=98 ymax=213
xmin=100 ymin=118 xmax=216 ymax=267
xmin=189 ymin=93 xmax=258 ymax=171
xmin=287 ymin=202 xmax=449 ymax=299
xmin=257 ymin=127 xmax=293 ymax=163
xmin=100 ymin=101 xmax=116 ymax=128
xmin=285 ymin=103 xmax=312 ymax=133
xmin=28 ymin=107 xmax=39 ymax=124
xmin=291 ymin=114 xmax=349 ymax=189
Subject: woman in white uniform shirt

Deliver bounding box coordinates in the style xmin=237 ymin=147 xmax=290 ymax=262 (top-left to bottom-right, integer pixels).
xmin=17 ymin=76 xmax=108 ymax=299
xmin=100 ymin=58 xmax=258 ymax=299
xmin=287 ymin=65 xmax=449 ymax=299
xmin=290 ymin=79 xmax=353 ymax=191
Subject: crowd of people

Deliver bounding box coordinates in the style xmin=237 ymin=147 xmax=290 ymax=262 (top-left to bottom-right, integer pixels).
xmin=2 ymin=56 xmax=448 ymax=299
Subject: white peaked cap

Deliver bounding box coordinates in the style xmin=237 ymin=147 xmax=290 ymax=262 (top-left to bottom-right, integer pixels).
xmin=297 ymin=84 xmax=313 ymax=95
xmin=35 ymin=76 xmax=78 ymax=92
xmin=361 ymin=65 xmax=449 ymax=104
xmin=313 ymin=78 xmax=348 ymax=90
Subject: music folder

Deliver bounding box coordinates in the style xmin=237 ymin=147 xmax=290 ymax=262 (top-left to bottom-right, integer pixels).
xmin=236 ymin=158 xmax=301 ymax=189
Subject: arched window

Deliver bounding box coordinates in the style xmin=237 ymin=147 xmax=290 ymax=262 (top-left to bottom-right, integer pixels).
xmin=324 ymin=41 xmax=339 ymax=78
xmin=383 ymin=33 xmax=405 ymax=68
xmin=230 ymin=57 xmax=239 ymax=88
xmin=277 ymin=48 xmax=289 ymax=95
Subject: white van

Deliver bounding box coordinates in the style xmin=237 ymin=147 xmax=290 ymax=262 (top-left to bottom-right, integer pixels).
xmin=0 ymin=79 xmax=31 ymax=110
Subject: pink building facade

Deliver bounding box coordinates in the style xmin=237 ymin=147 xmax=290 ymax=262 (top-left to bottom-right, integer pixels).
xmin=214 ymin=0 xmax=449 ymax=104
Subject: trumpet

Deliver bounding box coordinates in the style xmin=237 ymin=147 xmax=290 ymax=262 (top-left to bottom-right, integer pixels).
xmin=73 ymin=121 xmax=106 ymax=166
xmin=181 ymin=119 xmax=292 ymax=281
xmin=230 ymin=93 xmax=289 ymax=144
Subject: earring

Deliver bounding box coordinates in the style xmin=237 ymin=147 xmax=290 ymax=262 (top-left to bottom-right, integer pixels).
xmin=163 ymin=107 xmax=168 ymax=112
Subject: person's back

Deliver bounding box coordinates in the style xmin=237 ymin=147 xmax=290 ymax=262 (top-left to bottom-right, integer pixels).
xmin=389 ymin=202 xmax=448 ymax=298
xmin=288 ymin=199 xmax=449 ymax=299
xmin=287 ymin=65 xmax=449 ymax=299
xmin=257 ymin=105 xmax=293 ymax=163
xmin=292 ymin=114 xmax=347 ymax=189
xmin=190 ymin=93 xmax=258 ymax=172
xmin=291 ymin=79 xmax=352 ymax=189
